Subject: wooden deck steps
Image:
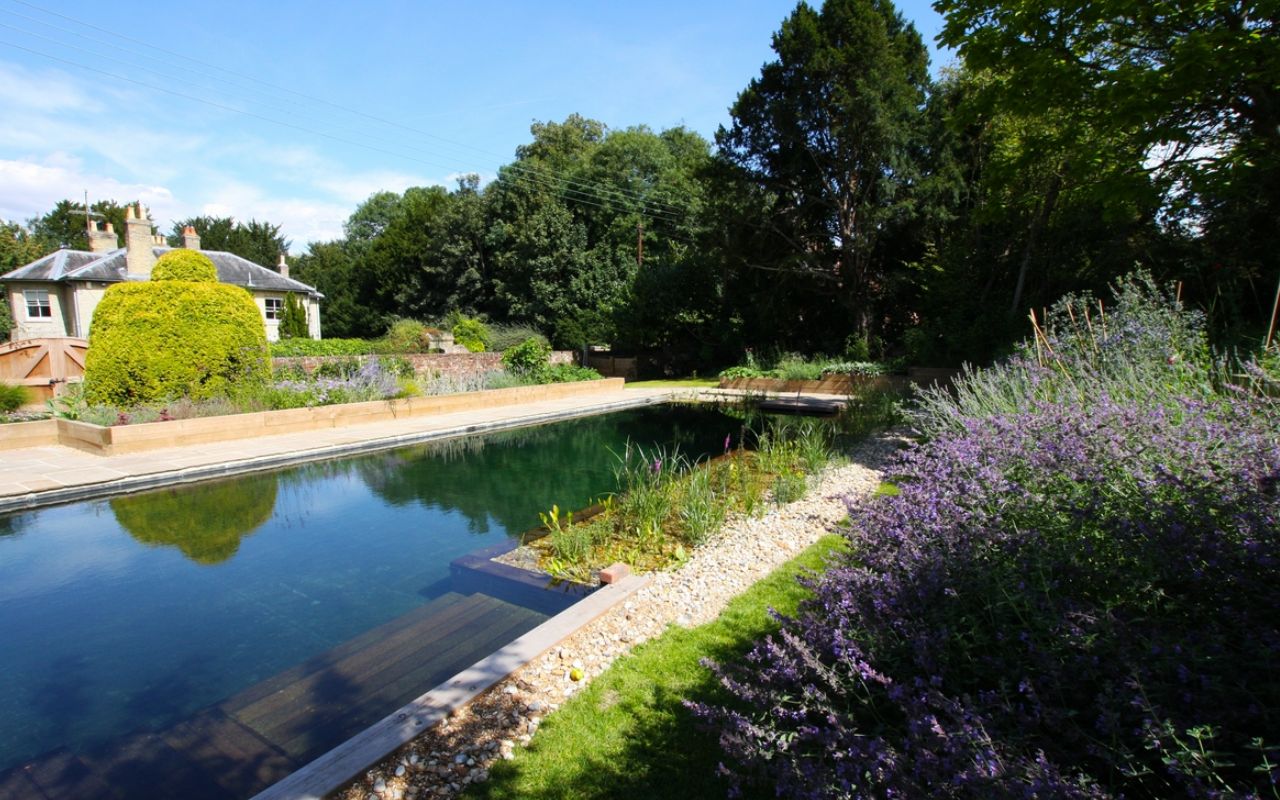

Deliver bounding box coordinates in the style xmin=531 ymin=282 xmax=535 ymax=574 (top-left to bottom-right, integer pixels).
xmin=0 ymin=590 xmax=547 ymax=800
xmin=229 ymin=592 xmax=543 ymax=763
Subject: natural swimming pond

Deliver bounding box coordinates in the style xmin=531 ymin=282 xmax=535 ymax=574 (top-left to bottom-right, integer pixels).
xmin=0 ymin=404 xmax=744 ymax=799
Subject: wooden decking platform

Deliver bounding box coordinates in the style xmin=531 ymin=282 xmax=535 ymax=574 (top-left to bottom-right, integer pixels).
xmin=0 ymin=591 xmax=545 ymax=800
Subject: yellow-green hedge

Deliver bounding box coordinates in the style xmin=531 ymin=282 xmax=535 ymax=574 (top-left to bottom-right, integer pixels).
xmin=85 ymin=281 xmax=269 ymax=405
xmin=151 ymin=249 xmax=218 ymax=282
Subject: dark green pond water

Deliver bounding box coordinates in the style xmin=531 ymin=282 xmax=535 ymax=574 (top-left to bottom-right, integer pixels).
xmin=0 ymin=404 xmax=742 ymax=795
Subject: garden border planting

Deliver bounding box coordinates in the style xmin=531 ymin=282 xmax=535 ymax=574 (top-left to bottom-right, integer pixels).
xmin=0 ymin=378 xmax=624 ymax=456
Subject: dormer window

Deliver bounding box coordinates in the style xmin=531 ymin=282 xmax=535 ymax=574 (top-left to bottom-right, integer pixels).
xmin=24 ymin=289 xmax=51 ymax=319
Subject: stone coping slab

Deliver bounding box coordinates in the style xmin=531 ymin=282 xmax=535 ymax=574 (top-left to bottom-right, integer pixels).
xmin=251 ymin=572 xmax=651 ymax=800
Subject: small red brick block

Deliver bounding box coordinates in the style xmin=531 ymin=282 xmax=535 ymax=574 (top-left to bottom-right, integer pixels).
xmin=599 ymin=563 xmax=631 ymax=585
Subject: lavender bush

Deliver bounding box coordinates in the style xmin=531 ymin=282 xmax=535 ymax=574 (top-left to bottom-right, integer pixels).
xmin=915 ymin=273 xmax=1223 ymax=439
xmin=694 ymin=278 xmax=1280 ymax=799
xmin=267 ymin=357 xmax=400 ymax=407
xmin=695 ymin=392 xmax=1279 ymax=798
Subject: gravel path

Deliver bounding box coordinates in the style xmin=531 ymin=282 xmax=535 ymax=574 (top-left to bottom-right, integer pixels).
xmin=334 ymin=431 xmax=907 ymax=800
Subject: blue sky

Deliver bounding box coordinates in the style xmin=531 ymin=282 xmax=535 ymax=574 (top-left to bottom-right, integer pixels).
xmin=0 ymin=0 xmax=951 ymax=252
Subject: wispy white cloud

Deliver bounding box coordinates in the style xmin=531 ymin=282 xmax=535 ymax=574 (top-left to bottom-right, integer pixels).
xmin=0 ymin=58 xmax=482 ymax=252
xmin=0 ymin=155 xmax=175 ymax=223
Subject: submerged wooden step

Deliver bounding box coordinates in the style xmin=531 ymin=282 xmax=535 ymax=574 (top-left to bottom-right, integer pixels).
xmin=0 ymin=749 xmax=112 ymax=800
xmin=232 ymin=593 xmax=542 ymax=762
xmin=160 ymin=709 xmax=296 ymax=798
xmin=224 ymin=591 xmax=468 ymax=713
xmin=78 ymin=730 xmax=226 ymax=800
xmin=274 ymin=603 xmax=544 ymax=761
xmin=226 ymin=591 xmax=482 ymax=729
xmin=0 ymin=589 xmax=546 ymax=799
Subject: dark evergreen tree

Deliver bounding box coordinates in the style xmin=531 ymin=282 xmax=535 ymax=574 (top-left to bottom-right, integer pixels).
xmin=278 ymin=292 xmax=309 ymax=339
xmin=166 ymin=216 xmax=290 ymax=268
xmin=716 ymin=0 xmax=931 ymax=347
xmin=30 ymin=200 xmax=130 ymax=251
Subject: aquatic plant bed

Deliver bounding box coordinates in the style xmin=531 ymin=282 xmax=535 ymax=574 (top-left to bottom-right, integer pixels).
xmin=0 ymin=405 xmax=741 ymax=800
xmin=0 ymin=378 xmax=624 ymax=455
xmin=332 ymin=433 xmax=902 ymax=800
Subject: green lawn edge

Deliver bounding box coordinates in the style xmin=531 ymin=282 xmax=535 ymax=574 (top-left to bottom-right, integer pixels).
xmin=464 ymin=533 xmax=847 ymax=800
xmin=624 ymin=378 xmax=719 ymax=389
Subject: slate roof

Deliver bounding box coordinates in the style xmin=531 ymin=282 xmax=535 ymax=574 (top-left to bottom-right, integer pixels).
xmin=1 ymin=247 xmax=322 ymax=297
xmin=2 ymin=249 xmax=102 ymax=281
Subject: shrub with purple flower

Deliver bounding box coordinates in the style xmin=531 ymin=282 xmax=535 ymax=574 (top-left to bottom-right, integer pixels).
xmin=269 ymin=357 xmax=400 ymax=408
xmin=915 ymin=273 xmax=1225 ymax=439
xmin=694 ymin=275 xmax=1280 ymax=799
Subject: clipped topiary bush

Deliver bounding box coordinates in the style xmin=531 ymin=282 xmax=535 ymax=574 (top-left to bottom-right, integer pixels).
xmin=151 ymin=249 xmax=218 ymax=283
xmin=85 ymin=278 xmax=269 ymax=405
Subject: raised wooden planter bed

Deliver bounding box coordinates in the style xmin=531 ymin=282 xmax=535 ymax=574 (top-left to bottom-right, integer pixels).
xmin=718 ymin=368 xmax=960 ymax=395
xmin=717 ymin=375 xmax=911 ymax=394
xmin=0 ymin=378 xmax=625 ymax=456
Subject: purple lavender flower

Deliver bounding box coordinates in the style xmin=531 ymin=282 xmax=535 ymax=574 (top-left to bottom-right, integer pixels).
xmin=693 ymin=387 xmax=1280 ymax=798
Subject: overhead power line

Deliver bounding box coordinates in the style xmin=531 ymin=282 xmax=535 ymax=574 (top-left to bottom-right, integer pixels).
xmin=0 ymin=35 xmax=699 ymax=246
xmin=3 ymin=0 xmax=694 ymax=221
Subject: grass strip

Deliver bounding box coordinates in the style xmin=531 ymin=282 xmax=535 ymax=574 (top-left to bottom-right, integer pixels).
xmin=465 ymin=534 xmax=846 ymax=800
xmin=623 ymin=378 xmax=719 ymax=389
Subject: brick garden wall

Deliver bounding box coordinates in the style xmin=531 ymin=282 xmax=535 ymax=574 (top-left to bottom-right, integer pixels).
xmin=273 ymin=351 xmax=575 ymax=380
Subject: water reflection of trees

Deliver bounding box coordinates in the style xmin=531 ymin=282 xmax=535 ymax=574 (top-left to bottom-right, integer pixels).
xmin=354 ymin=406 xmax=736 ymax=536
xmin=111 ymin=475 xmax=279 ymax=564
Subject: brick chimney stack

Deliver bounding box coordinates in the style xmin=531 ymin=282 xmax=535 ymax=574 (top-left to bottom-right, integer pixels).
xmin=277 ymin=253 xmax=289 ymax=279
xmin=124 ymin=203 xmax=156 ymax=278
xmin=182 ymin=225 xmax=201 ymax=250
xmin=87 ymin=220 xmax=118 ymax=253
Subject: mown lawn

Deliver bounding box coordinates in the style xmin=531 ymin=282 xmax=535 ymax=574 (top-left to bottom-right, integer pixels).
xmin=624 ymin=377 xmax=719 ymax=389
xmin=465 ymin=534 xmax=846 ymax=800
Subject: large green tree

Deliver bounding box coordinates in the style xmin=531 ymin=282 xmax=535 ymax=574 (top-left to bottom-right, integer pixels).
xmin=292 ymin=240 xmax=373 ymax=338
xmin=489 ymin=115 xmax=716 ymax=356
xmin=0 ymin=220 xmax=52 ymax=273
xmin=716 ymin=0 xmax=932 ymax=343
xmin=29 ymin=200 xmax=130 ymax=251
xmin=166 ymin=216 xmax=290 ymax=267
xmin=905 ymin=67 xmax=1166 ymax=362
xmin=935 ymin=0 xmax=1280 ymax=333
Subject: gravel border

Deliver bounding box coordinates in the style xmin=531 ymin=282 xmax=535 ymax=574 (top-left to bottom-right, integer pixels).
xmin=333 ymin=431 xmax=908 ymax=800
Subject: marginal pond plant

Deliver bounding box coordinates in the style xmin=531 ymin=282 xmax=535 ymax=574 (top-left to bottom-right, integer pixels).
xmin=693 ymin=274 xmax=1280 ymax=799
xmin=525 ymin=404 xmax=897 ymax=583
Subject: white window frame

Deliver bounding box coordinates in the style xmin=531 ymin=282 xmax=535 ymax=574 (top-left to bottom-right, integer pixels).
xmin=264 ymin=297 xmax=284 ymax=321
xmin=23 ymin=289 xmax=51 ymax=319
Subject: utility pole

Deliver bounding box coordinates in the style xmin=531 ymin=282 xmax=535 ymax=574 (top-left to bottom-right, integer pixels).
xmin=636 ymin=221 xmax=644 ymax=267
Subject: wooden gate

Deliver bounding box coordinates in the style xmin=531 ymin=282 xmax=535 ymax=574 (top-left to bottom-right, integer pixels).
xmin=0 ymin=337 xmax=88 ymax=406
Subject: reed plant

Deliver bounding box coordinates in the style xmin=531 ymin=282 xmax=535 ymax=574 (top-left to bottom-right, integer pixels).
xmin=677 ymin=463 xmax=726 ymax=546
xmin=770 ymin=469 xmax=807 ymax=505
xmin=612 ymin=442 xmax=683 ymax=540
